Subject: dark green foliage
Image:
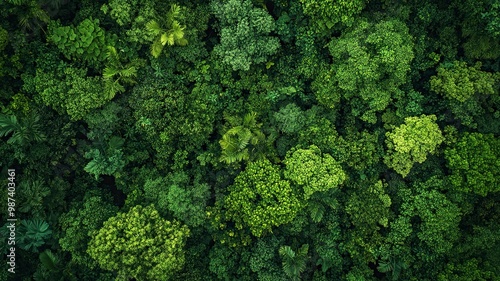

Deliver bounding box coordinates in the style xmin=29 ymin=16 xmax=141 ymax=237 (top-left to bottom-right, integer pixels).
xmin=445 ymin=133 xmax=500 ymax=196
xmin=18 ymin=219 xmax=52 ymax=253
xmin=2 ymin=0 xmax=500 ymax=279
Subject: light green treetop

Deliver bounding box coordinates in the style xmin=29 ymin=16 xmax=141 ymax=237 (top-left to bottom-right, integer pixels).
xmin=384 ymin=114 xmax=444 ymax=177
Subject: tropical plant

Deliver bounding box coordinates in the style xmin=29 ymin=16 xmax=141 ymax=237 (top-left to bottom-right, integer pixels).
xmin=377 ymin=254 xmax=409 ymax=281
xmin=219 ymin=112 xmax=266 ymax=164
xmin=103 ymin=46 xmax=143 ymax=99
xmin=279 ymin=244 xmax=309 ymax=281
xmin=145 ymin=4 xmax=188 ymax=58
xmin=18 ymin=219 xmax=52 ymax=253
xmin=0 ymin=113 xmax=46 ymax=145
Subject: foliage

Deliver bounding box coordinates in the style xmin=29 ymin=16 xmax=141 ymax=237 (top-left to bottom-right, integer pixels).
xmin=445 ymin=132 xmax=500 ymax=196
xmin=283 ymin=145 xmax=346 ymax=200
xmin=430 ymin=61 xmax=498 ymax=102
xmin=279 ymin=244 xmax=309 ymax=281
xmin=0 ymin=113 xmax=45 ymax=145
xmin=18 ymin=219 xmax=52 ymax=253
xmin=84 ymin=136 xmax=126 ymax=179
xmin=323 ymin=18 xmax=414 ymax=123
xmin=146 ymin=4 xmax=188 ymax=58
xmin=103 ymin=46 xmax=143 ymax=99
xmin=219 ymin=112 xmax=266 ymax=164
xmin=299 ymin=0 xmax=367 ymax=31
xmin=48 ymin=18 xmax=112 ymax=65
xmin=384 ymin=115 xmax=444 ymax=177
xmin=87 ymin=205 xmax=190 ymax=281
xmin=212 ymin=0 xmax=280 ymax=71
xmin=222 ymin=158 xmax=303 ymax=237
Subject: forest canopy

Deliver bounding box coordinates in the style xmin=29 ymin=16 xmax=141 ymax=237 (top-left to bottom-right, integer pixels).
xmin=0 ymin=0 xmax=499 ymax=280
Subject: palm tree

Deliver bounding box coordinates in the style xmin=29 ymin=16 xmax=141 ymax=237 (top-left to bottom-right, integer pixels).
xmin=377 ymin=254 xmax=409 ymax=281
xmin=0 ymin=113 xmax=46 ymax=145
xmin=219 ymin=112 xmax=266 ymax=164
xmin=7 ymin=0 xmax=50 ymax=33
xmin=103 ymin=46 xmax=144 ymax=99
xmin=279 ymin=244 xmax=309 ymax=281
xmin=146 ymin=4 xmax=188 ymax=58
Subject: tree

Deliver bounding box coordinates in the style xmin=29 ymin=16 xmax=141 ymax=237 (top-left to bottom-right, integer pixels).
xmin=222 ymin=158 xmax=302 ymax=237
xmin=102 ymin=46 xmax=144 ymax=99
xmin=0 ymin=113 xmax=45 ymax=145
xmin=320 ymin=18 xmax=414 ymax=123
xmin=211 ymin=0 xmax=280 ymax=71
xmin=279 ymin=244 xmax=309 ymax=281
xmin=299 ymin=0 xmax=367 ymax=31
xmin=87 ymin=205 xmax=190 ymax=281
xmin=283 ymin=145 xmax=346 ymax=200
xmin=59 ymin=191 xmax=118 ymax=269
xmin=445 ymin=132 xmax=500 ymax=196
xmin=430 ymin=61 xmax=498 ymax=102
xmin=146 ymin=4 xmax=188 ymax=58
xmin=18 ymin=219 xmax=52 ymax=253
xmin=384 ymin=114 xmax=444 ymax=177
xmin=219 ymin=112 xmax=266 ymax=164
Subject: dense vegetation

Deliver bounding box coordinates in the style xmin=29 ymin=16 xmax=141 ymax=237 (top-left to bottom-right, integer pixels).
xmin=1 ymin=0 xmax=500 ymax=280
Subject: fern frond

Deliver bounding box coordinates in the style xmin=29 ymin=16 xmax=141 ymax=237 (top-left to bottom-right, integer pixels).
xmin=151 ymin=37 xmax=164 ymax=58
xmin=146 ymin=20 xmax=163 ymax=35
xmin=103 ymin=67 xmax=119 ymax=80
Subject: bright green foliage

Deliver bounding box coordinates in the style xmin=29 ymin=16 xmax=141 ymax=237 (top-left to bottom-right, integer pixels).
xmin=146 ymin=4 xmax=188 ymax=58
xmin=0 ymin=113 xmax=45 ymax=145
xmin=34 ymin=66 xmax=108 ymax=120
xmin=384 ymin=115 xmax=444 ymax=177
xmin=103 ymin=46 xmax=143 ymax=99
xmin=299 ymin=0 xmax=367 ymax=31
xmin=430 ymin=61 xmax=498 ymax=102
xmin=87 ymin=205 xmax=190 ymax=281
xmin=324 ymin=19 xmax=414 ymax=123
xmin=212 ymin=0 xmax=280 ymax=71
xmin=445 ymin=132 xmax=500 ymax=196
xmin=18 ymin=219 xmax=52 ymax=253
xmin=219 ymin=112 xmax=266 ymax=164
xmin=223 ymin=158 xmax=302 ymax=237
xmin=482 ymin=0 xmax=500 ymax=37
xmin=279 ymin=244 xmax=309 ymax=281
xmin=284 ymin=145 xmax=346 ymax=200
xmin=48 ymin=18 xmax=111 ymax=65
xmin=84 ymin=136 xmax=126 ymax=179
xmin=59 ymin=193 xmax=118 ymax=268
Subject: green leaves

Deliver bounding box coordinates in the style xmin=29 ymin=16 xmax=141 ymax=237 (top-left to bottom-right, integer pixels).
xmin=0 ymin=113 xmax=45 ymax=145
xmin=445 ymin=132 xmax=500 ymax=196
xmin=212 ymin=0 xmax=280 ymax=71
xmin=145 ymin=4 xmax=187 ymax=58
xmin=384 ymin=114 xmax=444 ymax=177
xmin=87 ymin=205 xmax=190 ymax=280
xmin=279 ymin=244 xmax=309 ymax=281
xmin=222 ymin=158 xmax=302 ymax=237
xmin=18 ymin=219 xmax=52 ymax=253
xmin=284 ymin=145 xmax=346 ymax=200
xmin=322 ymin=18 xmax=414 ymax=123
xmin=219 ymin=112 xmax=266 ymax=164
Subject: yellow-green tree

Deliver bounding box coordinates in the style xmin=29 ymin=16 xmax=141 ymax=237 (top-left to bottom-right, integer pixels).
xmin=87 ymin=205 xmax=190 ymax=281
xmin=283 ymin=145 xmax=346 ymax=200
xmin=223 ymin=158 xmax=302 ymax=237
xmin=384 ymin=114 xmax=444 ymax=177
